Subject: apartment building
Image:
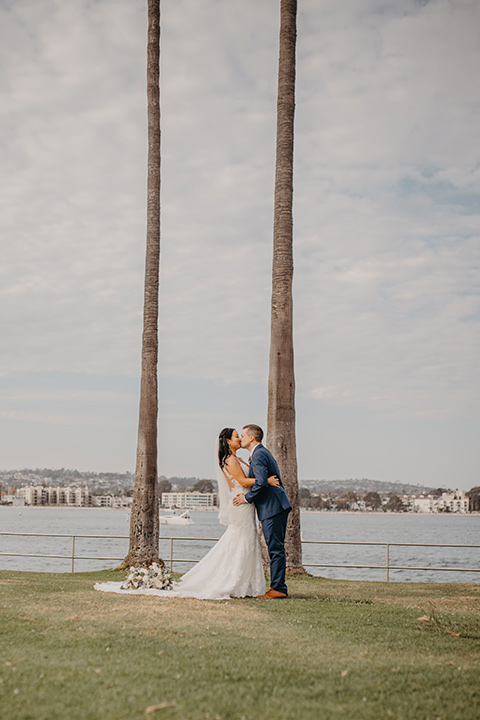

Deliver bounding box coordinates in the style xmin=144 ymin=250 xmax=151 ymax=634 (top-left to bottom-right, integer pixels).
xmin=161 ymin=492 xmax=217 ymax=509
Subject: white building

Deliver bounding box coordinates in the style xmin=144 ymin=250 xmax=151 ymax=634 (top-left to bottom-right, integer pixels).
xmin=438 ymin=490 xmax=469 ymax=514
xmin=74 ymin=487 xmax=93 ymax=507
xmin=412 ymin=490 xmax=469 ymax=514
xmin=93 ymin=495 xmax=131 ymax=508
xmin=94 ymin=494 xmax=114 ymax=507
xmin=162 ymin=492 xmax=217 ymax=509
xmin=2 ymin=494 xmax=25 ymax=507
xmin=19 ymin=485 xmax=92 ymax=507
xmin=19 ymin=485 xmax=48 ymax=505
xmin=412 ymin=496 xmax=439 ymax=513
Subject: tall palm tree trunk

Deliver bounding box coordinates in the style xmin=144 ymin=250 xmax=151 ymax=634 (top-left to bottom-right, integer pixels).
xmin=123 ymin=0 xmax=161 ymax=567
xmin=267 ymin=0 xmax=304 ymax=573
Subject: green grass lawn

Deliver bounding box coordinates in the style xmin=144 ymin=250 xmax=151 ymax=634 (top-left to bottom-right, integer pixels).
xmin=1 ymin=570 xmax=479 ymax=720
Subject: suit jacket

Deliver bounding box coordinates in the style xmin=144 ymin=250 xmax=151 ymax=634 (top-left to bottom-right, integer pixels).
xmin=244 ymin=444 xmax=292 ymax=521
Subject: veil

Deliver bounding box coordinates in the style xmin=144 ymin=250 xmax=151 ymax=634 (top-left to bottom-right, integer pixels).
xmin=214 ymin=437 xmax=234 ymax=526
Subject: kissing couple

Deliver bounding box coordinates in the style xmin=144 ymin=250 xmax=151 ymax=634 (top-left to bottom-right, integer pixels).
xmin=95 ymin=424 xmax=292 ymax=600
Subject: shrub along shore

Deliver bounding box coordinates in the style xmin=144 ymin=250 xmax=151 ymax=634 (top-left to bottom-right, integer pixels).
xmin=0 ymin=570 xmax=479 ymax=720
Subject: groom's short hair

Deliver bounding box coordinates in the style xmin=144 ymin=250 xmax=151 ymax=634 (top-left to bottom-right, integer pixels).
xmin=243 ymin=424 xmax=263 ymax=443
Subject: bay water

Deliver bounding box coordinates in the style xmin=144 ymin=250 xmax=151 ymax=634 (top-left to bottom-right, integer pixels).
xmin=0 ymin=506 xmax=478 ymax=583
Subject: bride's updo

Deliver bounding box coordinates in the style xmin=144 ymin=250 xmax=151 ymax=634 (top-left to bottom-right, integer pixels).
xmin=218 ymin=428 xmax=235 ymax=469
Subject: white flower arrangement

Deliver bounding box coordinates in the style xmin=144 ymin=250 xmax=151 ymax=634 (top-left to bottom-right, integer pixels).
xmin=121 ymin=562 xmax=174 ymax=591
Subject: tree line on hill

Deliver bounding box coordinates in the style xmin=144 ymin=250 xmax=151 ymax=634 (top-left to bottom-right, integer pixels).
xmin=158 ymin=478 xmax=214 ymax=495
xmin=3 ymin=468 xmax=478 ymax=511
xmin=299 ymin=486 xmax=480 ymax=512
xmin=299 ymin=488 xmax=404 ymax=511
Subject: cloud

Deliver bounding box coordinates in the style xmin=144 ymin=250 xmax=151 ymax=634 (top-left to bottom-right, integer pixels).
xmin=0 ymin=0 xmax=479 ymax=485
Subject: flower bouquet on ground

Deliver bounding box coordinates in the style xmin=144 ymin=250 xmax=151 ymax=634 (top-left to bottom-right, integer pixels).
xmin=121 ymin=562 xmax=174 ymax=591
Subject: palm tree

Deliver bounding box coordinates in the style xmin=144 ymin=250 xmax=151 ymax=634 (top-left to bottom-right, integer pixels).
xmin=266 ymin=0 xmax=304 ymax=573
xmin=123 ymin=0 xmax=161 ymax=567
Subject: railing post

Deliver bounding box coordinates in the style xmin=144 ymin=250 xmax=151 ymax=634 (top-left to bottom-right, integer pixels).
xmin=170 ymin=538 xmax=174 ymax=572
xmin=386 ymin=543 xmax=389 ymax=582
xmin=71 ymin=536 xmax=76 ymax=573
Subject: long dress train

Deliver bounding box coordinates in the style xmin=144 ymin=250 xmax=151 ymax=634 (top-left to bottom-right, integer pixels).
xmin=94 ymin=480 xmax=266 ymax=600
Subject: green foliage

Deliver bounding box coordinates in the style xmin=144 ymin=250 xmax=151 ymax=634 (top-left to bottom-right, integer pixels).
xmin=364 ymin=491 xmax=382 ymax=510
xmin=306 ymin=495 xmax=330 ymax=510
xmin=299 ymin=487 xmax=311 ymax=499
xmin=0 ymin=572 xmax=478 ymax=720
xmin=192 ymin=479 xmax=214 ymax=493
xmin=383 ymin=494 xmax=405 ymax=512
xmin=158 ymin=479 xmax=172 ymax=494
xmin=466 ymin=486 xmax=480 ymax=511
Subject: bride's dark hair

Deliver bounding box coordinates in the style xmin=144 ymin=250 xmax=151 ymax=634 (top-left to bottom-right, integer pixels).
xmin=218 ymin=428 xmax=235 ymax=469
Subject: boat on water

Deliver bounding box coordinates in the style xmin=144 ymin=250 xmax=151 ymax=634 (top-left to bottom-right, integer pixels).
xmin=159 ymin=510 xmax=194 ymax=526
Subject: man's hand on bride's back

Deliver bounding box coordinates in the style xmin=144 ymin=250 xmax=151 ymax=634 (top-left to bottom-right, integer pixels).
xmin=268 ymin=475 xmax=280 ymax=487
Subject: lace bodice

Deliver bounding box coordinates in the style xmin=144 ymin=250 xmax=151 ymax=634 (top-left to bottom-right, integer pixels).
xmin=222 ymin=464 xmax=247 ymax=494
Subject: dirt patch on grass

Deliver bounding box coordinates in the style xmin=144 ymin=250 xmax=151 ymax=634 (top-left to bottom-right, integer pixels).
xmin=90 ymin=595 xmax=264 ymax=627
xmin=13 ymin=584 xmax=266 ymax=636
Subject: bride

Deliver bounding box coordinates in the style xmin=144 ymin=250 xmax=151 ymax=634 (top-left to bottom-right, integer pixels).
xmin=95 ymin=427 xmax=279 ymax=600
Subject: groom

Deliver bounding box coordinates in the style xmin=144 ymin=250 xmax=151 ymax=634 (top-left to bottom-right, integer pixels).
xmin=233 ymin=424 xmax=292 ymax=599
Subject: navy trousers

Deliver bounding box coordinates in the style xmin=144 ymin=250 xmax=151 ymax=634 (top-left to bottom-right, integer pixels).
xmin=261 ymin=509 xmax=290 ymax=595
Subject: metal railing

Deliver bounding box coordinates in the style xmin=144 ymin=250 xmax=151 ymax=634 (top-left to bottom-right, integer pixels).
xmin=1 ymin=532 xmax=479 ymax=581
xmin=300 ymin=539 xmax=480 ymax=582
xmin=0 ymin=532 xmax=133 ymax=574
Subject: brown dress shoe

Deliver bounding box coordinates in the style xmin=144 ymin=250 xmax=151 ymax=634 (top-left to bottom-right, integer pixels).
xmin=266 ymin=588 xmax=288 ymax=598
xmin=256 ymin=588 xmax=288 ymax=599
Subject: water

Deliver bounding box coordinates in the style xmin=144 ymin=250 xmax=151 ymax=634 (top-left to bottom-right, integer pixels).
xmin=300 ymin=512 xmax=480 ymax=583
xmin=1 ymin=506 xmax=479 ymax=583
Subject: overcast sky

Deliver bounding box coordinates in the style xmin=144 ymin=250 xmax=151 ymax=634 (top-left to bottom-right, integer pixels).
xmin=1 ymin=0 xmax=479 ymax=490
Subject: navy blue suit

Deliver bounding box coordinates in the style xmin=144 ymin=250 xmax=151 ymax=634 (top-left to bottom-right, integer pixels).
xmin=244 ymin=444 xmax=291 ymax=594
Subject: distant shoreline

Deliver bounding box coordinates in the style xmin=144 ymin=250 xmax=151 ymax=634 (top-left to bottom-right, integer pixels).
xmin=301 ymin=509 xmax=480 ymax=516
xmin=2 ymin=506 xmax=478 ymax=517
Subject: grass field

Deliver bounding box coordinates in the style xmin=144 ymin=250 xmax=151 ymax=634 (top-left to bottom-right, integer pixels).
xmin=1 ymin=570 xmax=479 ymax=720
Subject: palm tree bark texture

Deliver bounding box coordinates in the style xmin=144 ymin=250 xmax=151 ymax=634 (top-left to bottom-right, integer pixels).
xmin=123 ymin=0 xmax=162 ymax=568
xmin=266 ymin=0 xmax=304 ymax=574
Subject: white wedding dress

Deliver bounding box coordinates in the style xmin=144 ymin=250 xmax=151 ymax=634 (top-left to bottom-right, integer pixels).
xmin=95 ymin=467 xmax=266 ymax=600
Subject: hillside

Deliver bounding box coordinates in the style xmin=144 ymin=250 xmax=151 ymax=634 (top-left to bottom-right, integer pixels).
xmin=1 ymin=468 xmax=439 ymax=497
xmin=300 ymin=478 xmax=436 ymax=496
